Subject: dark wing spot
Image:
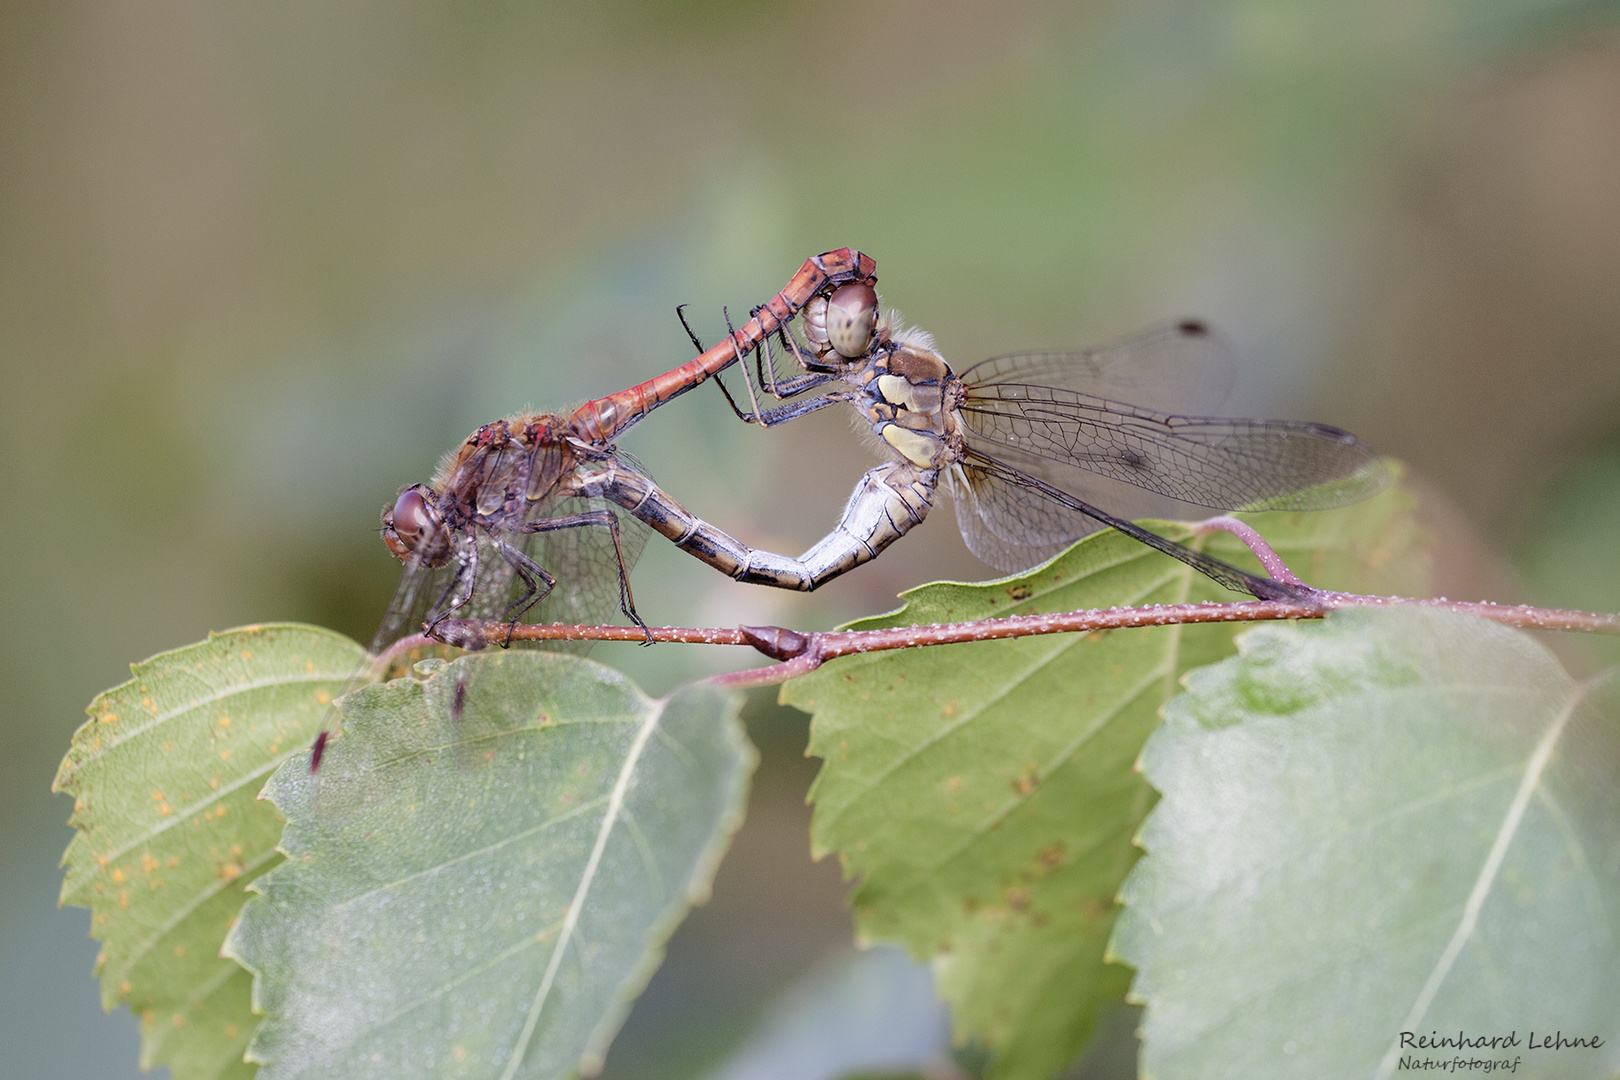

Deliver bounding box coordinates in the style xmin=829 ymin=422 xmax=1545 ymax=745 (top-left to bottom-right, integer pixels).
xmin=1176 ymin=319 xmax=1209 ymax=337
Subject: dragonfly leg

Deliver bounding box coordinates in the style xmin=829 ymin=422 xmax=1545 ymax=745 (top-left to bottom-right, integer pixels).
xmin=681 ymin=304 xmax=835 ymax=423
xmin=517 ymin=510 xmax=654 ymax=643
xmin=425 ymin=532 xmax=481 ymax=638
xmin=582 ymin=458 xmax=936 ymax=591
xmin=489 ymin=536 xmax=558 ymax=647
xmin=680 ymin=304 xmax=767 ymax=423
xmin=745 ymin=392 xmax=850 ymax=427
xmin=722 ymin=305 xmax=768 ymax=423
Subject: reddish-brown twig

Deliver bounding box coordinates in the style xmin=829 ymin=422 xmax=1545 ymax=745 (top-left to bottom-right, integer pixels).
xmin=459 ymin=592 xmax=1620 ymax=689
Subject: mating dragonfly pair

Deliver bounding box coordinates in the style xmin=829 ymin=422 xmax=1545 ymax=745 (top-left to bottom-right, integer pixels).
xmin=345 ymin=248 xmax=1382 ymax=748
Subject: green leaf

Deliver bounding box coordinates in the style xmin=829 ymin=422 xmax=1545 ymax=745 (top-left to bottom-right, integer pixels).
xmin=224 ymin=651 xmax=753 ymax=1080
xmin=784 ymin=478 xmax=1428 ymax=1080
xmin=1112 ymin=608 xmax=1620 ymax=1080
xmin=54 ymin=624 xmax=364 ymax=1080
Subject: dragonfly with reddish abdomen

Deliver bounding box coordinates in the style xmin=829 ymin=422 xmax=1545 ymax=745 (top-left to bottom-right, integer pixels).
xmin=369 ymin=247 xmax=877 ymax=657
xmin=310 ymin=249 xmax=876 ymax=768
xmin=595 ymin=279 xmax=1387 ymax=601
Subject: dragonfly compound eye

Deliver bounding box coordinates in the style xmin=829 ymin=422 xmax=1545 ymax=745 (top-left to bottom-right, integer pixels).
xmin=382 ymin=487 xmax=440 ymax=560
xmin=826 ymin=283 xmax=877 ymax=359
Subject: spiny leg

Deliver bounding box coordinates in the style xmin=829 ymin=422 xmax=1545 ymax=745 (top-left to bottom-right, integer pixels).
xmin=489 ymin=535 xmax=558 ymax=647
xmin=679 ymin=304 xmax=758 ymax=423
xmin=679 ymin=303 xmax=833 ymax=423
xmin=425 ymin=533 xmax=481 ymax=637
xmin=722 ymin=305 xmax=768 ymax=423
xmin=519 ymin=509 xmax=654 ymax=644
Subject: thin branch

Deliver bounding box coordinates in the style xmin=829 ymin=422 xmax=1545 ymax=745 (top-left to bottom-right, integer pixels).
xmin=458 ymin=592 xmax=1619 ymax=688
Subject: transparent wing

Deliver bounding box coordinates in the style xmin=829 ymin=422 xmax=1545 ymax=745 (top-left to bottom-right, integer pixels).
xmin=950 ymin=452 xmax=1288 ymax=599
xmin=510 ymin=456 xmax=652 ymax=653
xmin=365 ymin=452 xmax=652 ymax=658
xmin=949 ymin=462 xmax=1078 ymax=574
xmin=368 ymin=553 xmax=458 ymax=656
xmin=957 ymin=320 xmax=1237 ymax=414
xmin=955 ymin=384 xmax=1388 ymax=518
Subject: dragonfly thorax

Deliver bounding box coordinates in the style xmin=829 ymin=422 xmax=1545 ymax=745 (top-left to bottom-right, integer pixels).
xmin=855 ymin=333 xmax=962 ymax=471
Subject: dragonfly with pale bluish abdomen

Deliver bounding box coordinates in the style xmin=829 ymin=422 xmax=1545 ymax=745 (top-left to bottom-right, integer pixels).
xmin=600 ymin=275 xmax=1387 ymax=601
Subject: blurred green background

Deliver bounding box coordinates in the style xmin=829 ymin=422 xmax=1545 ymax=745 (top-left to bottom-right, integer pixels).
xmin=5 ymin=1 xmax=1620 ymax=1077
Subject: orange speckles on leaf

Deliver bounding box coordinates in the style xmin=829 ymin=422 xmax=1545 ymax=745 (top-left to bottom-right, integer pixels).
xmin=140 ymin=853 xmax=159 ymax=873
xmin=453 ymin=1046 xmax=467 ymax=1062
xmin=162 ymin=741 xmax=173 ymax=753
xmin=142 ymin=697 xmax=157 ymax=713
xmin=1013 ymin=769 xmax=1039 ymax=796
xmin=167 ymin=855 xmax=180 ymax=868
xmin=1005 ymin=887 xmax=1030 ymax=911
xmin=96 ymin=914 xmax=109 ymax=926
xmin=98 ymin=712 xmax=118 ymax=725
xmin=112 ymin=868 xmax=126 ymax=883
xmin=225 ymin=1024 xmax=239 ymax=1038
xmin=220 ymin=863 xmax=242 ymax=881
xmin=171 ymin=1013 xmax=186 ymax=1027
xmin=315 ymin=690 xmax=330 ymax=705
xmin=217 ymin=715 xmax=231 ymax=728
xmin=230 ymin=843 xmax=244 ymax=856
xmin=1038 ymin=843 xmax=1066 ymax=869
xmin=157 ymin=802 xmax=173 ymax=816
xmin=173 ymin=945 xmax=186 ymax=957
xmin=219 ymin=749 xmax=231 ymax=760
xmin=304 ymin=661 xmax=316 ymax=673
xmin=240 ymin=650 xmax=252 ymax=660
xmin=97 ymin=855 xmax=108 ymax=866
xmin=151 ymin=790 xmax=164 ymax=801
xmin=117 ymin=891 xmax=130 ymax=908
xmin=118 ymin=980 xmax=132 ymax=995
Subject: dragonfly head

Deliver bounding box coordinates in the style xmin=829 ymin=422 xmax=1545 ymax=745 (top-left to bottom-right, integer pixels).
xmin=382 ymin=485 xmax=452 ymax=567
xmin=826 ymin=282 xmax=878 ymax=359
xmin=803 ymin=282 xmax=879 ymax=364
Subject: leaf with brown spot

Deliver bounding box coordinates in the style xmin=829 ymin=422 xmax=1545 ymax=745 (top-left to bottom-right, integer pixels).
xmin=55 ymin=624 xmax=364 ymax=1080
xmin=786 ymin=476 xmax=1429 ymax=1080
